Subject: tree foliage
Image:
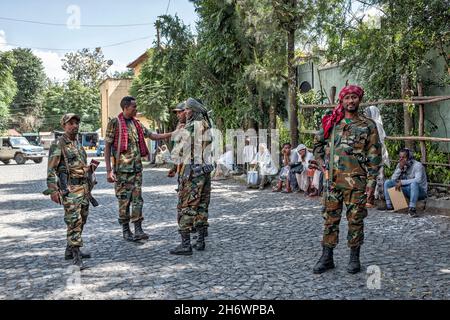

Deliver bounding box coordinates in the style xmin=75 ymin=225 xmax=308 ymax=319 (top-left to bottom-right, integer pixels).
xmin=62 ymin=48 xmax=113 ymax=88
xmin=9 ymin=48 xmax=47 ymax=132
xmin=130 ymin=15 xmax=194 ymax=128
xmin=0 ymin=51 xmax=17 ymax=133
xmin=322 ymin=0 xmax=450 ymax=135
xmin=41 ymin=80 xmax=100 ymax=132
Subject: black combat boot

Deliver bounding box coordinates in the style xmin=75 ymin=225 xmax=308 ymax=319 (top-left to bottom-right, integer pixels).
xmin=169 ymin=231 xmax=192 ymax=255
xmin=193 ymin=226 xmax=207 ymax=251
xmin=71 ymin=246 xmax=87 ymax=270
xmin=347 ymin=246 xmax=361 ymax=274
xmin=133 ymin=220 xmax=149 ymax=240
xmin=65 ymin=244 xmax=91 ymax=260
xmin=122 ymin=223 xmax=135 ymax=241
xmin=313 ymin=246 xmax=335 ymax=274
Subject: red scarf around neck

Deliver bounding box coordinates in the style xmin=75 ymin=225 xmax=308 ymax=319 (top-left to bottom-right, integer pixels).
xmin=321 ymin=85 xmax=364 ymax=139
xmin=113 ymin=112 xmax=149 ymax=157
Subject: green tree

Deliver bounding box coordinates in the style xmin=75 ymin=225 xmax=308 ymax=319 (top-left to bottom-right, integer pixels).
xmin=322 ymin=0 xmax=450 ymax=138
xmin=111 ymin=69 xmax=134 ymax=79
xmin=0 ymin=51 xmax=17 ymax=133
xmin=186 ymin=0 xmax=254 ymax=130
xmin=41 ymin=80 xmax=100 ymax=132
xmin=130 ymin=15 xmax=194 ymax=130
xmin=238 ymin=0 xmax=288 ymax=131
xmin=62 ymin=48 xmax=113 ymax=88
xmin=9 ymin=48 xmax=46 ymax=132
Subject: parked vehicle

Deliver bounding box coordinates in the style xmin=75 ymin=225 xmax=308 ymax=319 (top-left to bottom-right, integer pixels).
xmin=0 ymin=136 xmax=47 ymax=165
xmin=22 ymin=133 xmax=41 ymax=146
xmin=96 ymin=139 xmax=105 ymax=157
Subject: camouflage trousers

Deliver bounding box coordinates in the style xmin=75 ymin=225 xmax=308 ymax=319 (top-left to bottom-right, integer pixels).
xmin=177 ymin=173 xmax=211 ymax=232
xmin=62 ymin=184 xmax=89 ymax=247
xmin=322 ymin=187 xmax=368 ymax=248
xmin=115 ymin=171 xmax=143 ymax=225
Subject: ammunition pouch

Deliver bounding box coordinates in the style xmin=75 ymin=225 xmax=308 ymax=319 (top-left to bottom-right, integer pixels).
xmin=183 ymin=164 xmax=215 ymax=179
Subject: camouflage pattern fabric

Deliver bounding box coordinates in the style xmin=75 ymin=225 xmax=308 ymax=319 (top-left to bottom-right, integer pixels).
xmin=314 ymin=114 xmax=381 ymax=248
xmin=322 ymin=187 xmax=367 ymax=248
xmin=105 ymin=117 xmax=152 ymax=173
xmin=105 ymin=117 xmax=153 ymax=224
xmin=44 ymin=134 xmax=90 ymax=247
xmin=314 ymin=114 xmax=382 ymax=190
xmin=177 ymin=174 xmax=211 ymax=231
xmin=115 ymin=171 xmax=144 ymax=225
xmin=177 ymin=117 xmax=212 ymax=232
xmin=63 ymin=183 xmax=90 ymax=247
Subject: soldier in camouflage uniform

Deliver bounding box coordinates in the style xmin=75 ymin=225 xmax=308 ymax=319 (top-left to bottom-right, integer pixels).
xmin=104 ymin=96 xmax=175 ymax=242
xmin=312 ymin=85 xmax=381 ymax=274
xmin=43 ymin=114 xmax=93 ymax=270
xmin=170 ymin=98 xmax=213 ymax=255
xmin=167 ymin=102 xmax=186 ymax=180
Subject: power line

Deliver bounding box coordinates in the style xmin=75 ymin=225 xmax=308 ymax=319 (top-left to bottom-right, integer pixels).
xmin=4 ymin=35 xmax=153 ymax=51
xmin=165 ymin=0 xmax=172 ymax=15
xmin=0 ymin=16 xmax=153 ymax=28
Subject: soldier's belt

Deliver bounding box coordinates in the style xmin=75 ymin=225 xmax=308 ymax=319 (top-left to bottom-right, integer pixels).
xmin=183 ymin=164 xmax=215 ymax=179
xmin=69 ymin=177 xmax=88 ymax=185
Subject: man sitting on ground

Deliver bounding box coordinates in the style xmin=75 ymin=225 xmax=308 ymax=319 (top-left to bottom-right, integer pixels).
xmin=381 ymin=148 xmax=427 ymax=217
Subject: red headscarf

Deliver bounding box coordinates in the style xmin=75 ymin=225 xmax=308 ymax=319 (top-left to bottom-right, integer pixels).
xmin=321 ymin=85 xmax=364 ymax=139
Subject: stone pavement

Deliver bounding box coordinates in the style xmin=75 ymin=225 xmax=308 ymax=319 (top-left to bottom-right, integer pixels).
xmin=0 ymin=159 xmax=449 ymax=300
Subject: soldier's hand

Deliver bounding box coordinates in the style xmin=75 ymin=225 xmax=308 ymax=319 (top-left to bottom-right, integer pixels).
xmin=395 ymin=181 xmax=402 ymax=191
xmin=167 ymin=170 xmax=176 ymax=178
xmin=365 ymin=187 xmax=374 ymax=199
xmin=50 ymin=191 xmax=62 ymax=205
xmin=107 ymin=171 xmax=117 ymax=183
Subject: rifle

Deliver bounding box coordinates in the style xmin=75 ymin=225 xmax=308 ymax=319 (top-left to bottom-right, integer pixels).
xmin=59 ymin=138 xmax=99 ymax=207
xmin=87 ymin=159 xmax=99 ymax=207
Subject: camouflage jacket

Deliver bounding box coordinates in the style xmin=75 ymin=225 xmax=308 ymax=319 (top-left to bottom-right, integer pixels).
xmin=44 ymin=134 xmax=88 ymax=195
xmin=178 ymin=119 xmax=212 ymax=175
xmin=313 ymin=114 xmax=382 ymax=190
xmin=105 ymin=117 xmax=153 ymax=173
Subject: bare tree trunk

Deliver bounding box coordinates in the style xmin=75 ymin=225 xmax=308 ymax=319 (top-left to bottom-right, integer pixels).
xmin=258 ymin=94 xmax=264 ymax=127
xmin=417 ymin=82 xmax=426 ymax=163
xmin=330 ymin=86 xmax=337 ymax=104
xmin=269 ymin=93 xmax=277 ymax=130
xmin=287 ymin=27 xmax=298 ymax=146
xmin=401 ymin=75 xmax=414 ymax=150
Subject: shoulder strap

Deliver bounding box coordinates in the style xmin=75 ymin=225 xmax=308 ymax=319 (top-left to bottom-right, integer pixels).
xmin=329 ymin=124 xmax=336 ymax=186
xmin=58 ymin=137 xmax=71 ymax=181
xmin=115 ymin=117 xmax=122 ymax=173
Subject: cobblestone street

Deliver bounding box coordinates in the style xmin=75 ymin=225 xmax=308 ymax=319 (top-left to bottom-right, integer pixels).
xmin=0 ymin=159 xmax=449 ymax=300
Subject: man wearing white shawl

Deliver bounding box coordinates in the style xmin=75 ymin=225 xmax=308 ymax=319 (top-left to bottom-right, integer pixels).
xmin=251 ymin=143 xmax=278 ymax=189
xmin=364 ymin=106 xmax=390 ymax=206
xmin=294 ymin=144 xmax=323 ymax=196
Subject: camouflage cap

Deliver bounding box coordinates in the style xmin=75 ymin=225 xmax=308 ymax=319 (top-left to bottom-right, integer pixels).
xmin=172 ymin=102 xmax=186 ymax=112
xmin=184 ymin=98 xmax=207 ymax=114
xmin=60 ymin=113 xmax=81 ymax=126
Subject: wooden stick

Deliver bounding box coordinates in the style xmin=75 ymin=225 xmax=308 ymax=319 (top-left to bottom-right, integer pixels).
xmin=301 ymin=130 xmax=450 ymax=142
xmin=389 ymin=160 xmax=450 ymax=168
xmin=417 ymin=82 xmax=427 ymax=163
xmin=299 ymin=95 xmax=450 ymax=109
xmin=428 ymin=183 xmax=450 ymax=188
xmin=385 ymin=136 xmax=450 ymax=142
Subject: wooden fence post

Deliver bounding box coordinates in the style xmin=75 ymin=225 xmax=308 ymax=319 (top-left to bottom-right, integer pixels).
xmin=401 ymin=75 xmax=414 ymax=150
xmin=417 ymin=82 xmax=426 ymax=163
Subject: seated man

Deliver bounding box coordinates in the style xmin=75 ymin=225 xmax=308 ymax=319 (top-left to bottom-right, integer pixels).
xmin=251 ymin=143 xmax=278 ymax=190
xmin=273 ymin=143 xmax=294 ymax=192
xmin=382 ymin=148 xmax=428 ymax=217
xmin=294 ymin=144 xmax=323 ymax=196
xmin=213 ymin=144 xmax=234 ymax=180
